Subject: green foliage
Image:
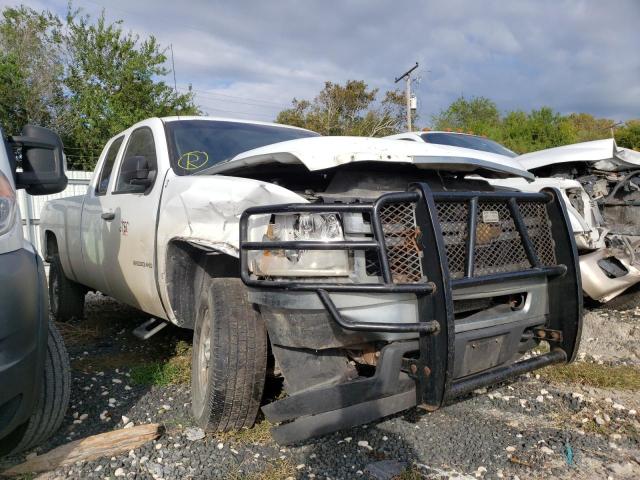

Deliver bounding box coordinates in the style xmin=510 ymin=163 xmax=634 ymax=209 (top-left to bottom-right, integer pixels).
xmin=130 ymin=340 xmax=191 ymax=386
xmin=0 ymin=6 xmax=64 ymax=135
xmin=63 ymin=9 xmax=198 ymax=168
xmin=276 ymin=80 xmax=409 ymax=136
xmin=432 ymin=96 xmax=640 ymax=154
xmin=0 ymin=4 xmax=199 ymax=170
xmin=566 ymin=113 xmax=615 ymax=143
xmin=615 ymin=120 xmax=640 ymax=151
xmin=499 ymin=107 xmax=577 ymax=153
xmin=432 ymin=96 xmax=500 ymax=135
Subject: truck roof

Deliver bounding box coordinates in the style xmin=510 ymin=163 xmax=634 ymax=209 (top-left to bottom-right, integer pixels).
xmin=159 ymin=115 xmax=315 ymax=134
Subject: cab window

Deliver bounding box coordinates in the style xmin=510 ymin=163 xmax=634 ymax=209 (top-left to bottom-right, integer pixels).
xmin=114 ymin=128 xmax=157 ymax=194
xmin=96 ymin=136 xmax=124 ymax=195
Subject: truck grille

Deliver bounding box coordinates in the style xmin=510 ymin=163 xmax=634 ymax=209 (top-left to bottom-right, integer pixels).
xmin=374 ymin=199 xmax=557 ymax=282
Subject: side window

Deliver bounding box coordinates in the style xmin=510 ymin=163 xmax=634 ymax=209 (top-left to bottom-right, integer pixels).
xmin=96 ymin=136 xmax=124 ymax=195
xmin=114 ymin=127 xmax=157 ymax=194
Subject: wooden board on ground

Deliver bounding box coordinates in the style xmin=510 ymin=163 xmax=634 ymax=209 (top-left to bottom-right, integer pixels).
xmin=3 ymin=423 xmax=161 ymax=476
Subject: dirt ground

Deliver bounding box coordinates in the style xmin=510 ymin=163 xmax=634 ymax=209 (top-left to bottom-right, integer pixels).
xmin=1 ymin=295 xmax=639 ymax=479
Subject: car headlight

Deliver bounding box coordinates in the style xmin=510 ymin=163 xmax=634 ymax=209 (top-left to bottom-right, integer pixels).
xmin=249 ymin=213 xmax=351 ymax=277
xmin=0 ymin=171 xmax=16 ymax=236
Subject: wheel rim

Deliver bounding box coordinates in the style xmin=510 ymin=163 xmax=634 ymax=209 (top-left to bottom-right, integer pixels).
xmin=194 ymin=306 xmax=211 ymax=416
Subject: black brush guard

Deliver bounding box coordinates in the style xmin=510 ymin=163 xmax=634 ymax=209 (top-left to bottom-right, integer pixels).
xmin=239 ymin=183 xmax=582 ymax=443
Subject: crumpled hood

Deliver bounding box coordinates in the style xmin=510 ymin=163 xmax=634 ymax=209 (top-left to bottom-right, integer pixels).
xmin=517 ymin=138 xmax=640 ymax=172
xmin=200 ymin=136 xmax=534 ymax=180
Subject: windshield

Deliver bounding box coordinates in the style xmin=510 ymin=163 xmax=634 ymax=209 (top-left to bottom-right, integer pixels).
xmin=421 ymin=132 xmax=517 ymax=158
xmin=164 ymin=120 xmax=319 ymax=175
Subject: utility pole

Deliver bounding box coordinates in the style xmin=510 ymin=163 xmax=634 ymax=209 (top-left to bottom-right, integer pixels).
xmin=395 ymin=62 xmax=419 ymax=131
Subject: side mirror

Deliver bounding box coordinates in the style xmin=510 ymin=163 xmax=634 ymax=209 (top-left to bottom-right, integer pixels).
xmin=120 ymin=155 xmax=152 ymax=189
xmin=10 ymin=125 xmax=68 ymax=195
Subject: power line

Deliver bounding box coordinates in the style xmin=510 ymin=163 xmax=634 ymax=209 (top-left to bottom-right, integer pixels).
xmin=177 ymin=86 xmax=288 ymax=109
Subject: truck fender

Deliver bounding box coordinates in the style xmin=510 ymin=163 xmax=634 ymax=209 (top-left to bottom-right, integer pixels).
xmin=164 ymin=238 xmax=239 ymax=329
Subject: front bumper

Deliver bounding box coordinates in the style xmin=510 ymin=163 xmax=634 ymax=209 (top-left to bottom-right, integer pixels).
xmin=240 ymin=183 xmax=582 ymax=443
xmin=0 ymin=248 xmax=48 ymax=441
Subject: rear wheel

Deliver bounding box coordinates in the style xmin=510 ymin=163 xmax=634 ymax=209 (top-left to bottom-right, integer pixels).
xmin=191 ymin=277 xmax=267 ymax=431
xmin=49 ymin=255 xmax=85 ymax=322
xmin=0 ymin=322 xmax=71 ymax=456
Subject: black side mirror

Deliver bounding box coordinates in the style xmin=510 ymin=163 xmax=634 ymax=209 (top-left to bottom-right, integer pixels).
xmin=10 ymin=125 xmax=67 ymax=195
xmin=120 ymin=155 xmax=152 ymax=188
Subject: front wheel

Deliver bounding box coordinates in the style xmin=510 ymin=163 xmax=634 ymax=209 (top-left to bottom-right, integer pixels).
xmin=191 ymin=277 xmax=267 ymax=432
xmin=0 ymin=322 xmax=71 ymax=456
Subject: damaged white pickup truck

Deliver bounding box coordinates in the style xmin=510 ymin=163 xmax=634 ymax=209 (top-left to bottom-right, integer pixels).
xmin=40 ymin=117 xmax=582 ymax=443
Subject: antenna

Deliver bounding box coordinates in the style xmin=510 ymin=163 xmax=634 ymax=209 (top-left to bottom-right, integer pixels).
xmin=170 ymin=44 xmax=178 ymax=96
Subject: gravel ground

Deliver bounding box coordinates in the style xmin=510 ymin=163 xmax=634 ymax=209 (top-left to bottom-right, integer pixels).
xmin=1 ymin=294 xmax=639 ymax=479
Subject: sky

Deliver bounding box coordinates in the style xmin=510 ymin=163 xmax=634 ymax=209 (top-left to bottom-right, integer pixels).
xmin=3 ymin=0 xmax=639 ymax=124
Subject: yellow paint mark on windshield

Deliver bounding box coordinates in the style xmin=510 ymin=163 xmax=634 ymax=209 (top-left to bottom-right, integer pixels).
xmin=177 ymin=151 xmax=209 ymax=170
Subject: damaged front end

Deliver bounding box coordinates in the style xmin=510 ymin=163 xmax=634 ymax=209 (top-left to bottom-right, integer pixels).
xmin=519 ymin=139 xmax=640 ymax=304
xmin=579 ymin=171 xmax=640 ymax=302
xmin=239 ymin=184 xmax=582 ymax=444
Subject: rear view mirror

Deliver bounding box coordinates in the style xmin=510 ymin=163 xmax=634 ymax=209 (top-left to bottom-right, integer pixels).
xmin=10 ymin=125 xmax=67 ymax=195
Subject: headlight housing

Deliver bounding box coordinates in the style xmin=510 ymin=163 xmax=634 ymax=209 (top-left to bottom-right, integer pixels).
xmin=0 ymin=171 xmax=16 ymax=237
xmin=249 ymin=213 xmax=351 ymax=277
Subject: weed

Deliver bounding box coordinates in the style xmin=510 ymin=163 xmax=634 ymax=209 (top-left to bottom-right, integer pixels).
xmin=215 ymin=420 xmax=273 ymax=445
xmin=55 ymin=321 xmax=100 ymax=346
xmin=394 ymin=466 xmax=424 ymax=480
xmin=130 ymin=342 xmax=191 ymax=386
xmin=71 ymin=351 xmax=149 ymax=372
xmin=228 ymin=458 xmax=295 ymax=480
xmin=541 ymin=362 xmax=640 ymax=390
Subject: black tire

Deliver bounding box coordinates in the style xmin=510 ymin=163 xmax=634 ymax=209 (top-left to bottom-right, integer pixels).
xmin=49 ymin=255 xmax=85 ymax=322
xmin=598 ymin=283 xmax=640 ymax=311
xmin=191 ymin=277 xmax=267 ymax=432
xmin=0 ymin=322 xmax=71 ymax=456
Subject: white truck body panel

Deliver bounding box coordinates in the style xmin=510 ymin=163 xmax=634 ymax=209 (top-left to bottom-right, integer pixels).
xmin=0 ymin=136 xmax=23 ymax=255
xmin=516 ymin=138 xmax=640 ymax=172
xmin=208 ymin=136 xmax=534 ymax=180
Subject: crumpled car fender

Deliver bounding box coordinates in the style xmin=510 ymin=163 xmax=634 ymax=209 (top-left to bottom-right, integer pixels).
xmin=156 ymin=173 xmax=307 ymax=323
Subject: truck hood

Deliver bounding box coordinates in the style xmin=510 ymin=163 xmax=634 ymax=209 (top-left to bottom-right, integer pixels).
xmin=199 ymin=136 xmax=534 ymax=180
xmin=517 ymin=138 xmax=640 ymax=172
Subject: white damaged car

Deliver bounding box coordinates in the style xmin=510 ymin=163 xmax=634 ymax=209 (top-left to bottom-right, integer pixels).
xmin=40 ymin=117 xmax=581 ymax=443
xmin=389 ymin=131 xmax=640 ymax=307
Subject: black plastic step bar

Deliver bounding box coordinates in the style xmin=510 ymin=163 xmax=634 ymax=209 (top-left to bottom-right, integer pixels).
xmin=240 ymin=183 xmax=582 ymax=442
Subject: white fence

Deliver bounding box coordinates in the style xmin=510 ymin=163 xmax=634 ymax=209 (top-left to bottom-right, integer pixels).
xmin=18 ymin=170 xmax=92 ymax=256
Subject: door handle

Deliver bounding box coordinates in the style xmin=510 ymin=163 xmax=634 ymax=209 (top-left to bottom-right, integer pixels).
xmin=101 ymin=212 xmax=115 ymax=221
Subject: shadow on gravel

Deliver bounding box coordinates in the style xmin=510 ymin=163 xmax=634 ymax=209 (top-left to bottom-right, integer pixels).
xmin=0 ymin=291 xmax=194 ymax=473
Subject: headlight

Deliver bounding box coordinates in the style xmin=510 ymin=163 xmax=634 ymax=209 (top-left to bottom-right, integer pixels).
xmin=249 ymin=213 xmax=351 ymax=277
xmin=0 ymin=171 xmax=16 ymax=236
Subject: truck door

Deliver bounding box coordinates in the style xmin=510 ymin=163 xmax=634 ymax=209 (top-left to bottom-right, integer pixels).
xmin=79 ymin=135 xmax=124 ymax=295
xmin=97 ymin=126 xmax=166 ymax=318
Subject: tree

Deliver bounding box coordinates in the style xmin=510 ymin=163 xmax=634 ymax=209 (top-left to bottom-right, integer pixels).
xmin=566 ymin=113 xmax=615 ymax=143
xmin=0 ymin=6 xmax=64 ymax=136
xmin=62 ymin=9 xmax=199 ymax=169
xmin=431 ymin=96 xmax=501 ymax=136
xmin=500 ymin=107 xmax=576 ymax=153
xmin=0 ymin=5 xmax=200 ymax=170
xmin=615 ymin=120 xmax=640 ymax=151
xmin=276 ymin=80 xmax=409 ymax=136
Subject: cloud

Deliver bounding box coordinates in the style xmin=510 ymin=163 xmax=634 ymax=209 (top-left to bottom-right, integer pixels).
xmin=3 ymin=0 xmax=639 ymax=122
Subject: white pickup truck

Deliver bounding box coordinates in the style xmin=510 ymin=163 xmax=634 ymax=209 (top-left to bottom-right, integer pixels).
xmin=41 ymin=116 xmax=582 ymax=443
